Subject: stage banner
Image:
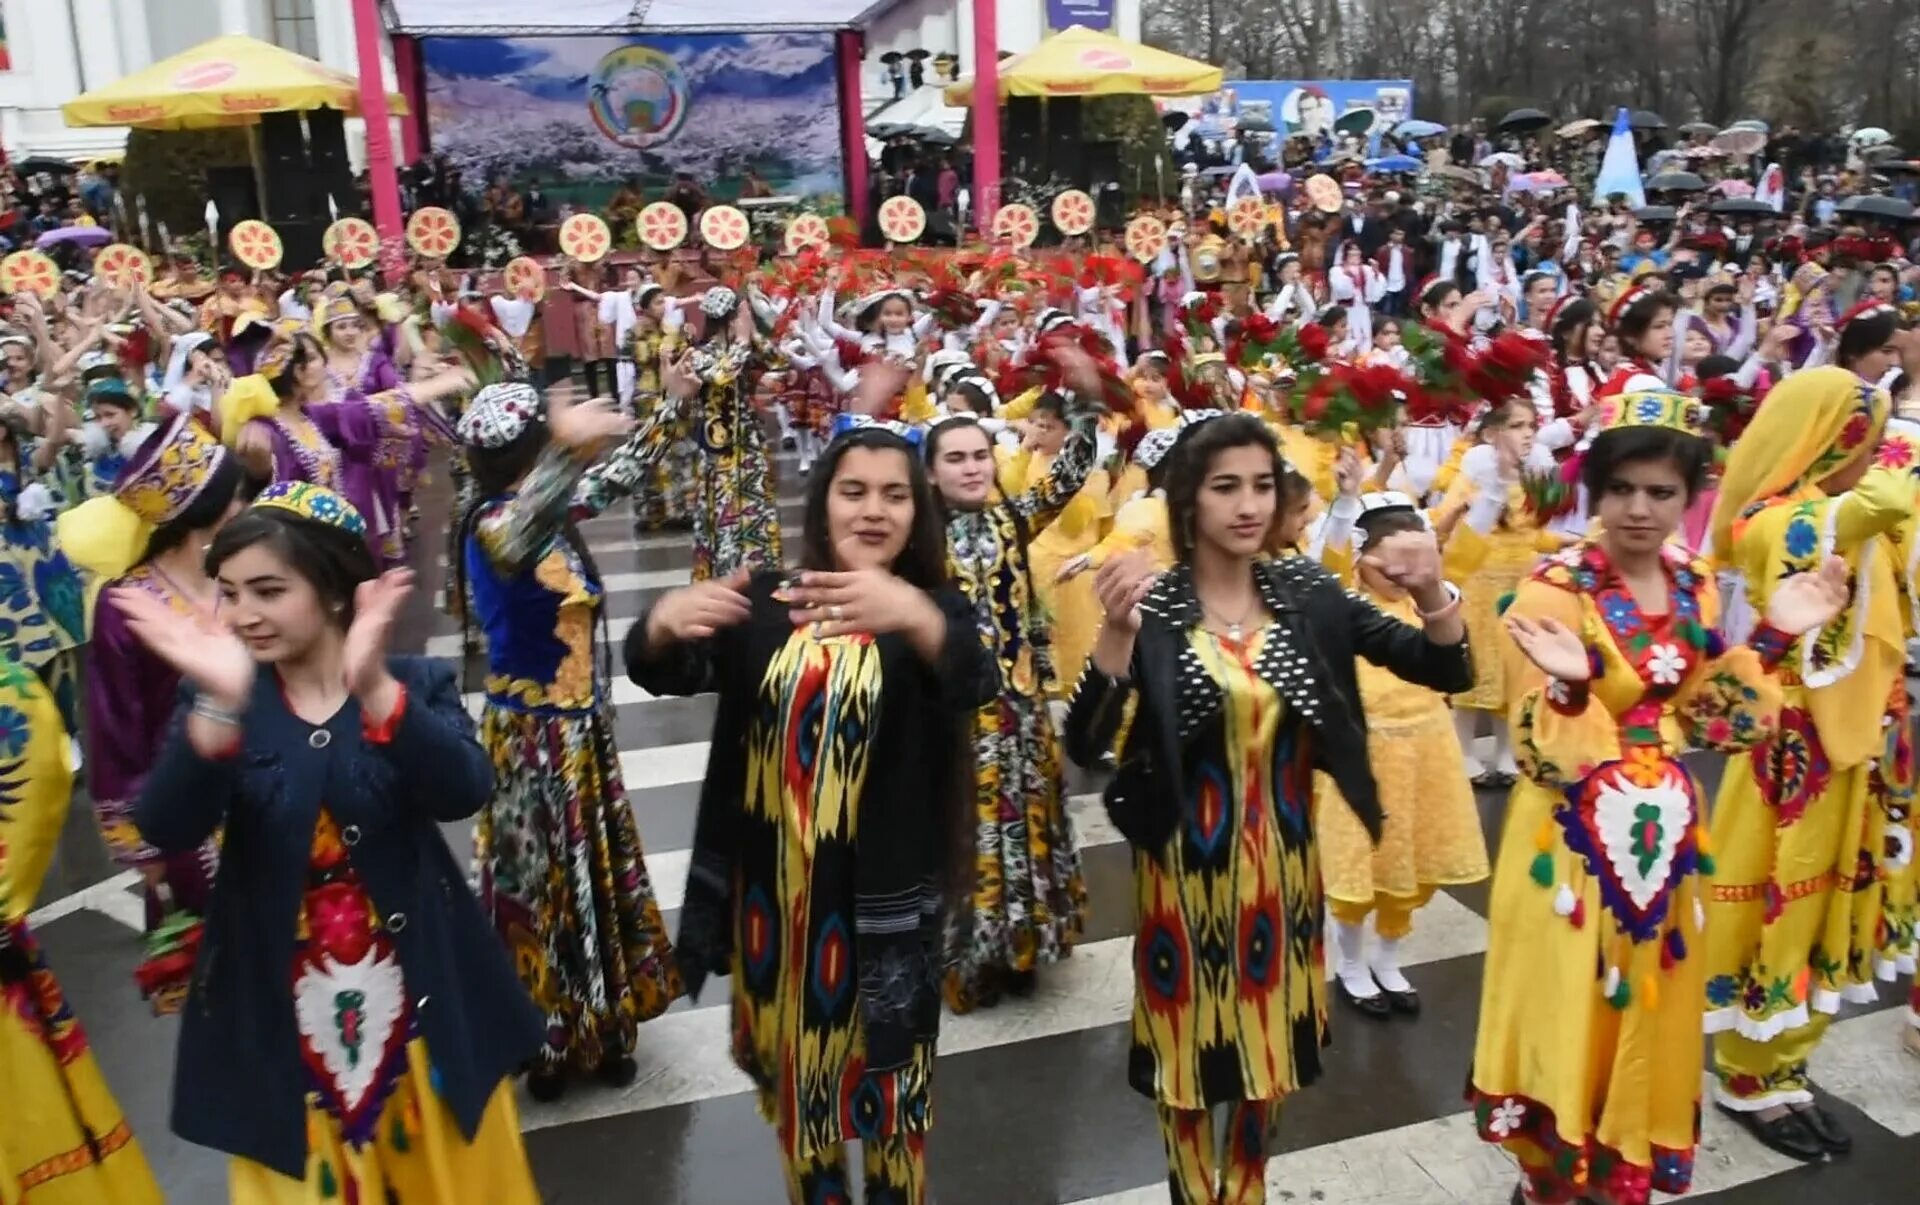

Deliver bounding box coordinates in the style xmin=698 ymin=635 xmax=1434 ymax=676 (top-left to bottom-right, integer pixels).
xmin=1165 ymin=80 xmax=1414 ymax=151
xmin=421 ymin=34 xmax=845 ymax=213
xmin=1045 ymin=0 xmax=1116 ymax=31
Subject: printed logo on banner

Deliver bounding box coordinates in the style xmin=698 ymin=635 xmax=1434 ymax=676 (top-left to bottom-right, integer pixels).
xmin=587 ymin=45 xmax=691 ymax=149
xmin=1046 ymin=0 xmax=1117 ymax=32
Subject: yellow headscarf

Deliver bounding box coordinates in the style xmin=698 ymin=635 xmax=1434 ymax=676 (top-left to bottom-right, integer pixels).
xmin=1708 ymin=365 xmax=1888 ymax=561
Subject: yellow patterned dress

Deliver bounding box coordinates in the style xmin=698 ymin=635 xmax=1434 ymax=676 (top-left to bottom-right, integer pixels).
xmin=1312 ymin=587 xmax=1488 ymax=931
xmin=1469 ymin=541 xmax=1787 ymax=1205
xmin=1437 ymin=472 xmax=1563 ymax=713
xmin=736 ymin=630 xmax=933 ymax=1200
xmin=1132 ymin=627 xmax=1321 ymax=1107
xmin=1706 ymin=455 xmax=1913 ymax=1108
xmin=228 ymin=810 xmax=537 ymax=1204
xmin=1 ymin=653 xmax=163 ymax=1205
xmin=629 ymin=324 xmax=695 ymax=531
xmin=1872 ymin=419 xmax=1920 ymax=989
xmin=1020 ymin=446 xmax=1111 ymax=697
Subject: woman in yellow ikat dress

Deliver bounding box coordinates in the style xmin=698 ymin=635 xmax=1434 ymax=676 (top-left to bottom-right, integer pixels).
xmin=629 ymin=421 xmax=996 ymax=1205
xmin=1063 ymin=413 xmax=1473 ymax=1205
xmin=1702 ymin=365 xmax=1918 ymax=1162
xmin=1469 ymin=388 xmax=1850 ymax=1205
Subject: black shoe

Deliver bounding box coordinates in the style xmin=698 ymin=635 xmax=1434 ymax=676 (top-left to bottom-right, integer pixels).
xmin=1378 ymin=984 xmax=1421 ymax=1017
xmin=596 ymin=1054 xmax=639 ymax=1088
xmin=1792 ymin=1101 xmax=1851 ymax=1154
xmin=526 ymin=1068 xmax=567 ymax=1103
xmin=1717 ymin=1103 xmax=1826 ymax=1162
xmin=1336 ymin=977 xmax=1391 ymax=1019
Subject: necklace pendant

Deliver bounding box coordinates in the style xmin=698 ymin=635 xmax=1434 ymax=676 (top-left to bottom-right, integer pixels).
xmin=1227 ymin=622 xmax=1243 ymax=641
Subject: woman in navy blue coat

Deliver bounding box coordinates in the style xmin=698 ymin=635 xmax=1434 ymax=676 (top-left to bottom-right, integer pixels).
xmin=122 ymin=481 xmax=543 ymax=1202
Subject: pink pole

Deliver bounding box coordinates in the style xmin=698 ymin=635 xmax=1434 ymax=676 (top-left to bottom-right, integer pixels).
xmin=970 ymin=0 xmax=1000 ymax=236
xmin=349 ymin=0 xmax=406 ymax=279
xmin=391 ymin=34 xmax=424 ymax=165
xmin=836 ymin=31 xmax=869 ymax=238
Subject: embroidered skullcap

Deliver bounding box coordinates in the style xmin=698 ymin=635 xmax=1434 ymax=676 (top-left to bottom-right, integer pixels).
xmin=699 ymin=286 xmax=738 ymax=320
xmin=113 ymin=414 xmax=226 ymax=526
xmin=636 ymin=283 xmax=664 ymax=310
xmin=829 ymin=412 xmax=922 ymax=446
xmin=1594 ymin=389 xmax=1707 ymax=438
xmin=252 ymin=480 xmax=366 ymax=539
xmin=456 ymin=382 xmax=543 ymax=450
xmin=1134 ymin=425 xmax=1180 ymax=470
xmin=1358 ymin=491 xmax=1421 ymax=519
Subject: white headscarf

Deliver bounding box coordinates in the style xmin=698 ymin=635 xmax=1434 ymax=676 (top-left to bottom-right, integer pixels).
xmin=162 ymin=331 xmax=216 ymax=415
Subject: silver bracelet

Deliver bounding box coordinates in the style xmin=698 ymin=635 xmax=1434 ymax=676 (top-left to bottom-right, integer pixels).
xmin=191 ymin=694 xmax=244 ymax=727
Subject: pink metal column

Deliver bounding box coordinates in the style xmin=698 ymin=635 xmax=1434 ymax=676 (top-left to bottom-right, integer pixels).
xmin=970 ymin=0 xmax=1000 ymax=235
xmin=391 ymin=34 xmax=424 ymax=165
xmin=835 ymin=31 xmax=870 ymax=235
xmin=349 ymin=0 xmax=405 ymax=276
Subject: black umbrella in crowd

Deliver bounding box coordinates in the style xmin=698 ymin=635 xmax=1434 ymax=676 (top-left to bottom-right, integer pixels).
xmin=915 ymin=128 xmax=957 ymax=146
xmin=1837 ymin=194 xmax=1916 ymax=220
xmin=1498 ymin=107 xmax=1552 ymax=133
xmin=1678 ymin=121 xmax=1717 ymax=137
xmin=1645 ymin=170 xmax=1707 ymax=192
xmin=868 ymin=122 xmax=907 ymax=138
xmin=879 ymin=51 xmax=903 ymax=63
xmin=1633 ymin=204 xmax=1678 ymax=222
xmin=1709 ymin=197 xmax=1776 ymax=216
xmin=1238 ymin=116 xmax=1276 ymax=134
xmin=1162 ymin=111 xmax=1190 ymax=133
xmin=15 ymin=156 xmax=78 ymax=176
xmin=1629 ymin=110 xmax=1667 ymax=130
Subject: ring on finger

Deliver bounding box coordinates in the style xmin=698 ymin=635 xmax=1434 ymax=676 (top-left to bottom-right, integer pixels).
xmin=830 ymin=604 xmax=844 ymax=621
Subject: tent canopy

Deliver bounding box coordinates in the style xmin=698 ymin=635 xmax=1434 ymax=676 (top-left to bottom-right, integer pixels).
xmin=943 ymin=25 xmax=1221 ymax=105
xmin=380 ymin=0 xmax=900 ymax=33
xmin=63 ymin=34 xmax=408 ymax=130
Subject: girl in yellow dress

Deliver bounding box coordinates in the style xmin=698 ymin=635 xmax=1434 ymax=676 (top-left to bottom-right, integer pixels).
xmin=1471 ymin=389 xmax=1847 ymax=1205
xmin=2 ymin=650 xmax=164 ymax=1205
xmin=1017 ymin=392 xmax=1112 ymax=695
xmin=1315 ymin=492 xmax=1489 ymax=1019
xmin=1703 ymin=365 xmax=1916 ymax=1161
xmin=1438 ymin=397 xmax=1566 ymax=784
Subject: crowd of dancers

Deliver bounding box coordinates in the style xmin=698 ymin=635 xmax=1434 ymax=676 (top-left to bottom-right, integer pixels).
xmin=5 ymin=217 xmax=1920 ymax=1205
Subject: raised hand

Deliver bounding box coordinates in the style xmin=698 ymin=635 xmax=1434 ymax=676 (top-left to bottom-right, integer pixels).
xmin=548 ymin=392 xmax=634 ymax=451
xmin=662 ymin=347 xmax=700 ymax=401
xmin=1094 ymin=550 xmax=1158 ymax=633
xmin=1503 ymin=612 xmax=1591 ymax=682
xmin=344 ymin=569 xmax=414 ymax=699
xmin=110 ymin=586 xmax=253 ymax=710
xmin=784 ymin=539 xmax=938 ymax=636
xmin=647 ymin=567 xmax=753 ymax=644
xmin=1361 ymin=527 xmax=1444 ymax=595
xmin=1765 ymin=554 xmax=1850 ymax=637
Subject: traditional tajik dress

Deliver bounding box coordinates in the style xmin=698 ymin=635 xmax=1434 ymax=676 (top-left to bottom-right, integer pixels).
xmin=1469 ymin=541 xmax=1789 ymax=1204
xmin=467 ymin=422 xmax=685 ymax=1073
xmin=628 ymin=323 xmax=696 ymax=532
xmin=323 ymin=350 xmax=409 ymax=567
xmin=631 ymin=573 xmax=992 ymax=1203
xmin=1016 ymin=440 xmax=1110 ymax=697
xmin=0 ymin=439 xmax=85 ymax=731
xmin=941 ymin=413 xmax=1096 ymax=1012
xmin=87 ymin=566 xmax=219 ymax=935
xmin=1313 ymin=584 xmax=1488 ymax=935
xmin=1 ymin=651 xmax=164 ymax=1205
xmin=1704 ymin=371 xmax=1909 ymax=1112
xmin=1874 ymin=418 xmax=1920 ymax=992
xmin=685 ymin=335 xmax=781 ymax=581
xmin=1437 ymin=468 xmax=1561 ymax=718
xmin=227 ymin=808 xmax=538 ymax=1205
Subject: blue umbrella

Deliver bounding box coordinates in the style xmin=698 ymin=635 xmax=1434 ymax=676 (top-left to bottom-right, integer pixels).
xmin=1395 ymin=119 xmax=1446 ymax=139
xmin=1367 ymin=155 xmax=1423 ymax=174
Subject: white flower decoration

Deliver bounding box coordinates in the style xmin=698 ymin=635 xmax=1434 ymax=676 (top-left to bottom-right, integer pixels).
xmin=1546 ymin=679 xmax=1572 ymax=705
xmin=1646 ymin=642 xmax=1686 ymax=686
xmin=1489 ymin=1098 xmax=1527 ymax=1138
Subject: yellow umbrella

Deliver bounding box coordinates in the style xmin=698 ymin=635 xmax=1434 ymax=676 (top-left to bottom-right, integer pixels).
xmin=62 ymin=34 xmax=409 ymax=130
xmin=942 ymin=25 xmax=1222 ymax=105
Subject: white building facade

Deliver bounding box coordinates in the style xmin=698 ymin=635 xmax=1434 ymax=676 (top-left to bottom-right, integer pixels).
xmin=0 ymin=0 xmax=396 ymax=159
